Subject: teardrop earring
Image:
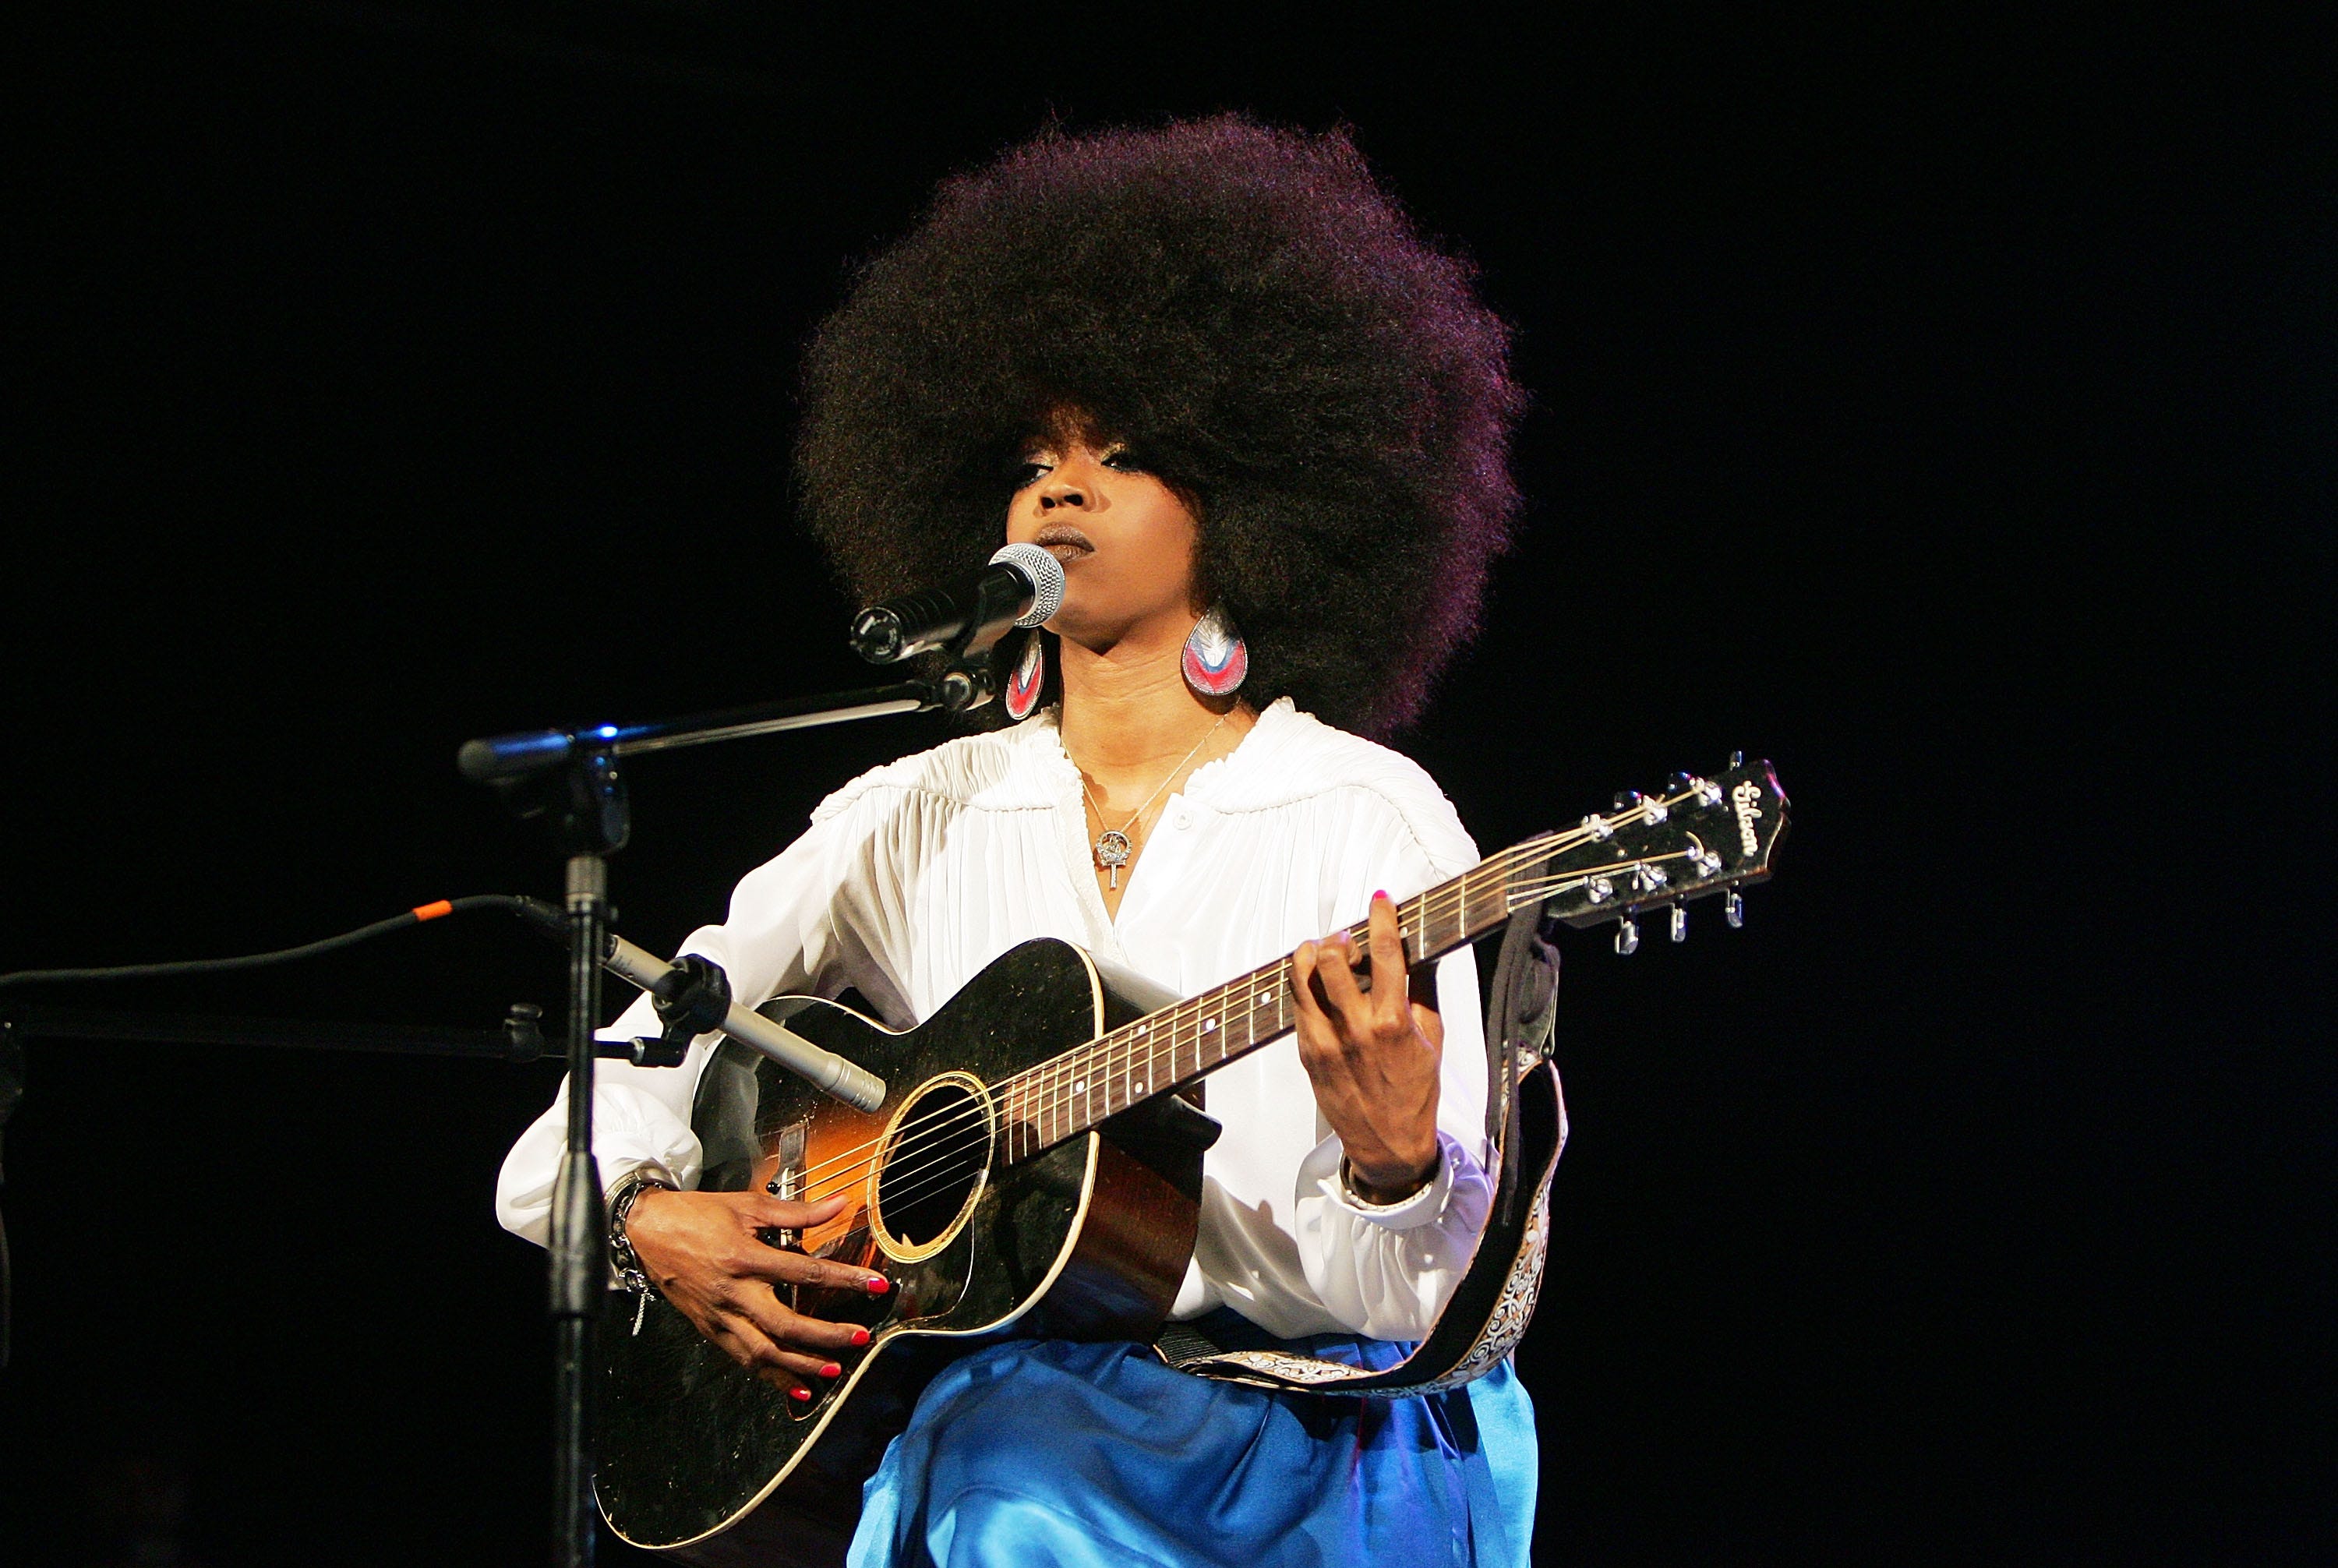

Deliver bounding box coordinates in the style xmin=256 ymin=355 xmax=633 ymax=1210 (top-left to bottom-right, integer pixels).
xmin=1181 ymin=605 xmax=1248 ymax=698
xmin=1004 ymin=629 xmax=1047 ymax=721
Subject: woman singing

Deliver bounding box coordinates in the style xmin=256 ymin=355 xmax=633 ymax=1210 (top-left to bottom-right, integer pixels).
xmin=499 ymin=116 xmax=1541 ymax=1566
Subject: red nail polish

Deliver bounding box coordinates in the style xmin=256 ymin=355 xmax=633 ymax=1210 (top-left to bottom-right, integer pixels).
xmin=849 ymin=1327 xmax=871 ymax=1347
xmin=789 ymin=1386 xmax=811 ymax=1402
xmin=1373 ymin=888 xmax=1389 ymax=902
xmin=865 ymin=1275 xmax=892 ymax=1294
xmin=819 ymin=1361 xmax=842 ymax=1379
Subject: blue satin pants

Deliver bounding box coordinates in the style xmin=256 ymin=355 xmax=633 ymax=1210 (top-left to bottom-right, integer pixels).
xmin=846 ymin=1318 xmax=1536 ymax=1568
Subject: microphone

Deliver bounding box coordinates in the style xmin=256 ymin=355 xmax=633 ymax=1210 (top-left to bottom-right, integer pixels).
xmin=849 ymin=543 xmax=1065 ymax=664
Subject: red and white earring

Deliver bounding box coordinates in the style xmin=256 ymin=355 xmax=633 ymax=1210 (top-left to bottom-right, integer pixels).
xmin=1181 ymin=605 xmax=1248 ymax=698
xmin=1004 ymin=629 xmax=1047 ymax=721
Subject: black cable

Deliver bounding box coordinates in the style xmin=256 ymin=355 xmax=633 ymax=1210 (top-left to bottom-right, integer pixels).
xmin=0 ymin=895 xmax=565 ymax=991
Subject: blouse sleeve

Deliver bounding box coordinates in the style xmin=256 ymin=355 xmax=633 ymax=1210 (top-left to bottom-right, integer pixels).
xmin=493 ymin=793 xmax=899 ymax=1245
xmin=1287 ymin=794 xmax=1504 ymax=1340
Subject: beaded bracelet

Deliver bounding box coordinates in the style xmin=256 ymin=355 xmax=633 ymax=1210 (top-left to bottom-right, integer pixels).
xmin=607 ymin=1166 xmax=677 ymax=1332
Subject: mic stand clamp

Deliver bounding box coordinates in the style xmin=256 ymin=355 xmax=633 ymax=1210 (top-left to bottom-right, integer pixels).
xmin=501 ymin=1002 xmax=687 ymax=1068
xmin=649 ymin=954 xmax=731 ymax=1044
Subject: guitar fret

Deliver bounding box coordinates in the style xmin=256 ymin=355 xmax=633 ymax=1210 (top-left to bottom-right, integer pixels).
xmin=984 ymin=777 xmax=1770 ymax=1166
xmin=1005 ymin=856 xmax=1529 ymax=1159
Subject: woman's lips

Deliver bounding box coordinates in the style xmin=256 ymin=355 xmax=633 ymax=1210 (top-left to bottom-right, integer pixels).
xmin=1034 ymin=525 xmax=1094 ymax=563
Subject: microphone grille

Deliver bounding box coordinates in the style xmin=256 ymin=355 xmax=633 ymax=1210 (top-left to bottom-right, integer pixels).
xmin=990 ymin=542 xmax=1066 ymax=628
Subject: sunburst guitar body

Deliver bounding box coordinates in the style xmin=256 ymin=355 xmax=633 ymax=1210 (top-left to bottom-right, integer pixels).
xmin=599 ymin=941 xmax=1205 ymax=1563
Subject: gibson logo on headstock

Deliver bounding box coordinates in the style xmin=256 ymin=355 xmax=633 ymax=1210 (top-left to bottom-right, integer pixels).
xmin=1731 ymin=780 xmax=1764 ymax=857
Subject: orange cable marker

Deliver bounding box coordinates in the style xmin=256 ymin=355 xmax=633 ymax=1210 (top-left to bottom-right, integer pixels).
xmin=411 ymin=899 xmax=455 ymax=922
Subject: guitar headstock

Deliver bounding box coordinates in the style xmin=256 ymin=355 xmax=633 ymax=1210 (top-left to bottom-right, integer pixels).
xmin=1512 ymin=755 xmax=1789 ymax=950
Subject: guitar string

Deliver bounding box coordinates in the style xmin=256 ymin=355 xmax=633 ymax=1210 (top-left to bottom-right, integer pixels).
xmin=834 ymin=837 xmax=1670 ymax=1215
xmin=784 ymin=793 xmax=1717 ymax=1212
xmin=808 ymin=818 xmax=1535 ymax=1188
xmin=760 ymin=1088 xmax=990 ymax=1211
xmin=1502 ymin=846 xmax=1701 ymax=903
xmin=818 ymin=952 xmax=1323 ymax=1220
xmin=795 ymin=897 xmax=1422 ymax=1206
xmin=779 ymin=789 xmax=1712 ymax=1206
xmin=779 ymin=879 xmax=1448 ymax=1197
xmin=786 ymin=780 xmax=1739 ymax=1206
xmin=801 ymin=905 xmax=1477 ymax=1217
xmin=802 ymin=962 xmax=1309 ymax=1210
xmin=804 ymin=866 xmax=1727 ymax=1217
xmin=846 ymin=853 xmax=1531 ymax=1211
xmin=1005 ymin=820 xmax=1573 ymax=1103
xmin=790 ymin=945 xmax=1321 ymax=1207
xmin=777 ymin=786 xmax=1715 ymax=1205
xmin=998 ymin=788 xmax=1701 ymax=1114
xmin=789 ymin=803 xmax=1755 ymax=1247
xmin=741 ymin=801 xmax=1720 ymax=1247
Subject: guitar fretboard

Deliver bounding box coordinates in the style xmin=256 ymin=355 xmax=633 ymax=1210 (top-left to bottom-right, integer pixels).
xmin=995 ymin=842 xmax=1537 ymax=1163
xmin=986 ymin=764 xmax=1767 ymax=1164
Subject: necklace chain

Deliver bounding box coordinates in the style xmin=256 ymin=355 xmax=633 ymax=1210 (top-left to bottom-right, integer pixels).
xmin=1078 ymin=714 xmax=1226 ymax=890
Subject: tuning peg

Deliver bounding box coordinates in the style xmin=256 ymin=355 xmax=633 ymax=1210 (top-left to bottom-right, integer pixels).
xmin=1615 ymin=916 xmax=1640 ymax=955
xmin=1729 ymin=750 xmax=1744 ymax=769
xmin=1676 ymin=772 xmax=1724 ymax=808
xmin=1613 ymin=789 xmax=1667 ymax=825
xmin=1670 ymin=902 xmax=1687 ymax=943
xmin=1723 ymin=888 xmax=1745 ymax=929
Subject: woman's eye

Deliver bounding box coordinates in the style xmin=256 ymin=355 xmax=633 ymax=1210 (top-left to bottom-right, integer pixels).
xmin=1101 ymin=449 xmax=1145 ymax=473
xmin=1012 ymin=461 xmax=1051 ymax=488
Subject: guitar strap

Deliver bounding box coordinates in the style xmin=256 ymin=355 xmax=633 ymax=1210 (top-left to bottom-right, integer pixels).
xmin=1152 ymin=907 xmax=1566 ymax=1397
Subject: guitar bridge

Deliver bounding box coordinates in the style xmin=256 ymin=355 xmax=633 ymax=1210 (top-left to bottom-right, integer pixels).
xmin=761 ymin=1120 xmax=811 ymax=1306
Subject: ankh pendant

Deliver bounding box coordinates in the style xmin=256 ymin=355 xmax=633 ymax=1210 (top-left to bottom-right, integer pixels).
xmin=1093 ymin=829 xmax=1133 ymax=889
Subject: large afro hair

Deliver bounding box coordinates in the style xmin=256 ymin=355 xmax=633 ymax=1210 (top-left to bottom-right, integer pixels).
xmin=796 ymin=115 xmax=1524 ymax=736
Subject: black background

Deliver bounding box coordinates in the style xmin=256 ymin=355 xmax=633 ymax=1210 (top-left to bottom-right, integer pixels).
xmin=2 ymin=5 xmax=2329 ymax=1563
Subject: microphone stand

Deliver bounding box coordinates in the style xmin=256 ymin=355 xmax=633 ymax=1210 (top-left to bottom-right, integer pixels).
xmin=454 ymin=673 xmax=993 ymax=786
xmin=461 ymin=669 xmax=993 ymax=1568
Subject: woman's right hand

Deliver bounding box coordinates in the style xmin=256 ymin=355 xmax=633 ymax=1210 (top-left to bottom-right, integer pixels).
xmin=622 ymin=1187 xmax=890 ymax=1401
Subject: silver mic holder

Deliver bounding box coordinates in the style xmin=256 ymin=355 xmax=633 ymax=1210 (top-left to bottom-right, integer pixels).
xmin=599 ymin=934 xmax=885 ymax=1111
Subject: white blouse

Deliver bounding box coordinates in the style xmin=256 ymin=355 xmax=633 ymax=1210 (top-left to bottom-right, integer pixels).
xmin=496 ymin=697 xmax=1547 ymax=1341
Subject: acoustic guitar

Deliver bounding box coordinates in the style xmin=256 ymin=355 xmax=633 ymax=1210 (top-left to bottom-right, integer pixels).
xmin=598 ymin=758 xmax=1789 ymax=1562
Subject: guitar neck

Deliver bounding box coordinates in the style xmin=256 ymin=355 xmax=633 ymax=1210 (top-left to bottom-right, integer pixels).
xmin=992 ymin=758 xmax=1786 ymax=1164
xmin=995 ymin=854 xmax=1522 ymax=1163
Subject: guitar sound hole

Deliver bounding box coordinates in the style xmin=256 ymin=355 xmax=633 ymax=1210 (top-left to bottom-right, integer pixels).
xmin=875 ymin=1080 xmax=990 ymax=1252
